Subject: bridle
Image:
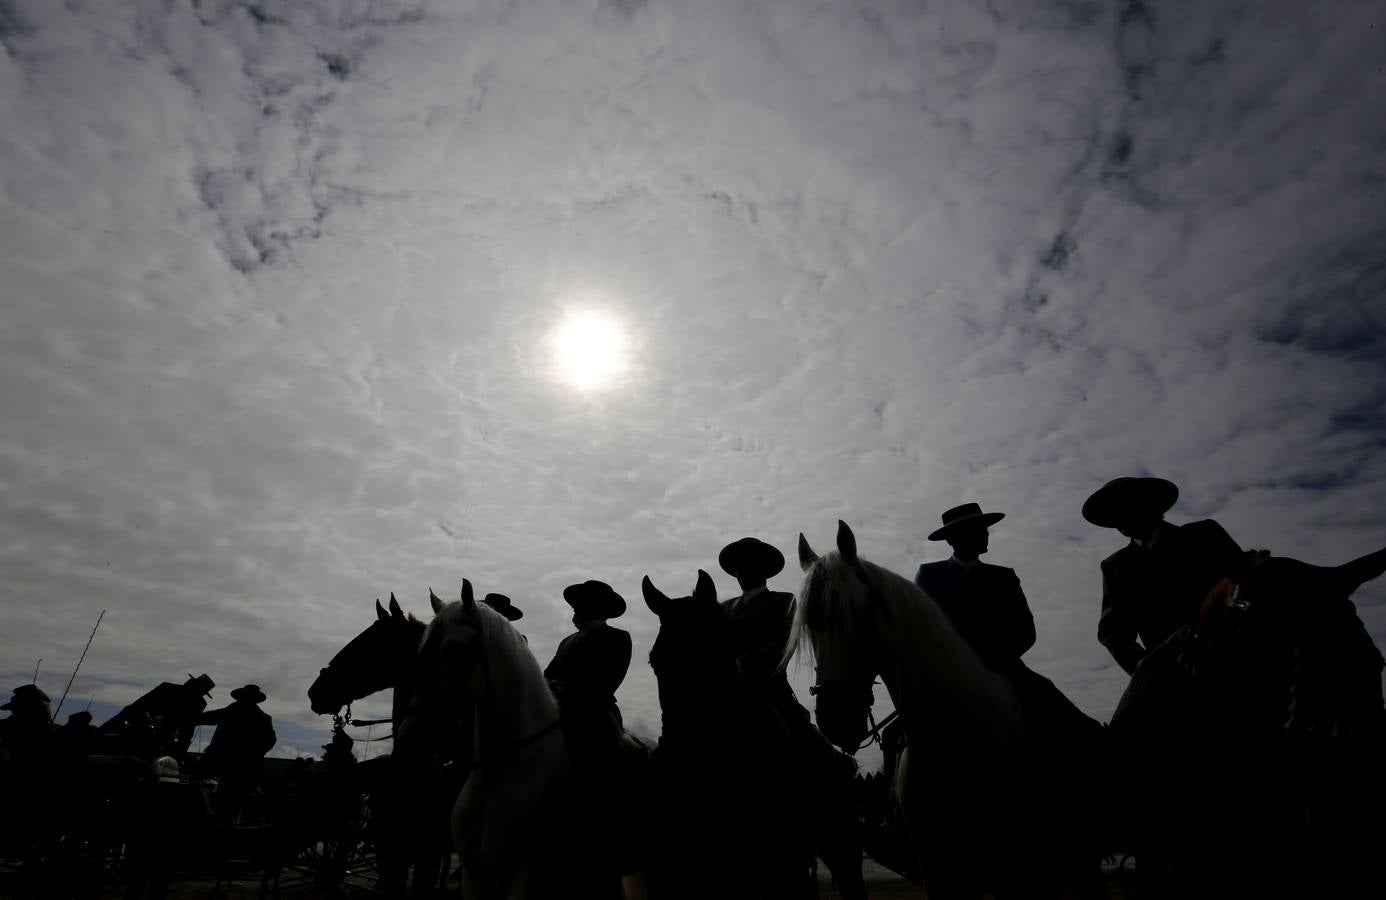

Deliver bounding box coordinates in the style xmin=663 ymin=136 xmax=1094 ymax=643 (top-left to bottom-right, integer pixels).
xmin=805 ymin=559 xmax=898 ymax=751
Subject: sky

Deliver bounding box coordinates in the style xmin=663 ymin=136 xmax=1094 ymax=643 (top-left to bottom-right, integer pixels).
xmin=2 ymin=0 xmax=1384 ymax=763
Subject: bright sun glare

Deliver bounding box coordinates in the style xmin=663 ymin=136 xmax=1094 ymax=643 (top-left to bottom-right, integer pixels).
xmin=553 ymin=311 xmax=628 ymax=390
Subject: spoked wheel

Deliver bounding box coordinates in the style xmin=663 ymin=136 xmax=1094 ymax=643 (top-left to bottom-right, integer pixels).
xmin=270 ymin=806 xmax=383 ymax=898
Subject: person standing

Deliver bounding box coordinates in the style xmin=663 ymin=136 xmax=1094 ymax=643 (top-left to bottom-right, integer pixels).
xmin=198 ymin=684 xmax=276 ymax=822
xmin=1083 ymin=477 xmax=1246 ymax=674
xmin=99 ymin=674 xmax=215 ymax=757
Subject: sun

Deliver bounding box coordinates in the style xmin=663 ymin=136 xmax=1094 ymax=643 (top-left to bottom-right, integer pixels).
xmin=552 ymin=311 xmax=628 ymax=390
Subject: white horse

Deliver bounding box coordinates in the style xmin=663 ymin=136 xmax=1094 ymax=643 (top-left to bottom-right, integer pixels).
xmin=398 ymin=580 xmax=610 ymax=900
xmin=789 ymin=521 xmax=1095 ymax=898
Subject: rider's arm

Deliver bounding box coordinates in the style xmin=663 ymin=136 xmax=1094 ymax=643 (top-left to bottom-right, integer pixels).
xmin=1098 ymin=560 xmax=1145 ymax=675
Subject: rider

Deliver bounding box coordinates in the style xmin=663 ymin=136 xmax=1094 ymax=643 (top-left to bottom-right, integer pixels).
xmin=0 ymin=684 xmax=54 ymax=762
xmin=718 ymin=538 xmax=863 ymax=879
xmin=914 ymin=503 xmax=1097 ymax=742
xmin=482 ymin=593 xmax=526 ymax=642
xmin=544 ymin=580 xmax=632 ymax=776
xmin=1083 ymin=477 xmax=1247 ymax=675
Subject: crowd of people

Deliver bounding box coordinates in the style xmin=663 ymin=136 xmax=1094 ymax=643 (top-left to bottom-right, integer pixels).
xmin=2 ymin=473 xmax=1383 ymax=895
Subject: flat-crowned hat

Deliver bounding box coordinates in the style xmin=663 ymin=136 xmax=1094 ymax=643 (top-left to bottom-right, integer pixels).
xmin=562 ymin=580 xmax=627 ymax=619
xmin=184 ymin=674 xmax=215 ymax=696
xmin=482 ymin=593 xmax=523 ymax=621
xmin=718 ymin=537 xmax=786 ymax=579
xmin=928 ymin=502 xmax=1005 ymax=541
xmin=229 ymin=684 xmax=267 ymax=704
xmin=64 ymin=711 xmax=94 ymax=727
xmin=1 ymin=684 xmax=50 ymax=710
xmin=1082 ymin=477 xmax=1179 ymax=528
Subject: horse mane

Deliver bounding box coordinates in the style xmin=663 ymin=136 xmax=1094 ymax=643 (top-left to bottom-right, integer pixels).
xmin=429 ymin=599 xmax=558 ymax=720
xmin=786 ymin=549 xmax=1024 ymax=753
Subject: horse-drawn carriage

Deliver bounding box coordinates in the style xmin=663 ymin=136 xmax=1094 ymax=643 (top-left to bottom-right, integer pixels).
xmin=0 ymin=743 xmax=389 ymax=898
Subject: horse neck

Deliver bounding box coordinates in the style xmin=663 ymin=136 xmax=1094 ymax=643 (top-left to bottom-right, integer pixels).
xmin=388 ymin=621 xmax=426 ymax=728
xmin=865 ymin=569 xmax=1026 ymax=754
xmin=472 ymin=635 xmax=559 ymax=758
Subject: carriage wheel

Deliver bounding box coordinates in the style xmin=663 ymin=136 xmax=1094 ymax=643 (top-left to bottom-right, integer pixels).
xmin=270 ymin=806 xmax=382 ymax=897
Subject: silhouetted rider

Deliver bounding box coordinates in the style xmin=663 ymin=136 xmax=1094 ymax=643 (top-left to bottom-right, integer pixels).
xmin=719 ymin=537 xmax=854 ymax=772
xmin=1084 ymin=477 xmax=1246 ymax=674
xmin=544 ymin=580 xmax=632 ymax=774
xmin=915 ymin=503 xmax=1097 ymax=742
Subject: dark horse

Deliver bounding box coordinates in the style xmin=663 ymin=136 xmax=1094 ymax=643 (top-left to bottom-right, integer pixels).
xmin=1110 ymin=546 xmax=1386 ymax=897
xmin=308 ymin=594 xmax=457 ymax=898
xmin=640 ymin=570 xmax=866 ymax=900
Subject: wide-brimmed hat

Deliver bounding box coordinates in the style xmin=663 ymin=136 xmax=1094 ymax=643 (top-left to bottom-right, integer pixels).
xmin=1 ymin=684 xmax=50 ymax=710
xmin=1082 ymin=477 xmax=1179 ymax=528
xmin=562 ymin=580 xmax=627 ymax=619
xmin=184 ymin=674 xmax=215 ymax=696
xmin=718 ymin=537 xmax=786 ymax=579
xmin=482 ymin=593 xmax=523 ymax=621
xmin=927 ymin=503 xmax=1006 ymax=541
xmin=229 ymin=684 xmax=267 ymax=704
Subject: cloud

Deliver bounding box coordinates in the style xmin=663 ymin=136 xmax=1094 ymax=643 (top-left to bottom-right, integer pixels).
xmin=1 ymin=0 xmax=1383 ymax=761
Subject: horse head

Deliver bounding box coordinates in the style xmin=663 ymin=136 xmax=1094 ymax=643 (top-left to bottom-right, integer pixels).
xmin=309 ymin=593 xmax=424 ymax=716
xmin=793 ymin=521 xmax=879 ymax=751
xmin=642 ymin=570 xmax=734 ymax=716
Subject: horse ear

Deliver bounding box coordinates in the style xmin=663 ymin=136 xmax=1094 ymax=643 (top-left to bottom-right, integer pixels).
xmin=461 ymin=579 xmax=476 ymax=611
xmin=693 ymin=569 xmax=716 ymax=604
xmin=429 ymin=588 xmax=444 ymax=614
xmin=798 ymin=533 xmax=818 ymax=571
xmin=837 ymin=520 xmax=858 ymax=564
xmin=376 ymin=599 xmax=388 ymax=622
xmin=389 ymin=593 xmax=404 ymax=619
xmin=642 ymin=576 xmax=669 ymax=617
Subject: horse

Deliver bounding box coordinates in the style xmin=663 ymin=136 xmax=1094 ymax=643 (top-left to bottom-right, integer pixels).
xmin=398 ymin=580 xmax=618 ymax=900
xmin=1110 ymin=547 xmax=1386 ymax=896
xmin=640 ymin=570 xmax=865 ymax=900
xmin=307 ymin=594 xmax=456 ymax=898
xmin=788 ymin=520 xmax=1104 ymax=899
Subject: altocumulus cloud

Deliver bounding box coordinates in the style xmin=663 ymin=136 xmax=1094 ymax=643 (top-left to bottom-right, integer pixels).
xmin=1 ymin=0 xmax=1383 ymax=759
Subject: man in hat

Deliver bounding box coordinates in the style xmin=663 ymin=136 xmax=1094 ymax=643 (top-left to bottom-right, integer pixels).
xmin=99 ymin=673 xmax=215 ymax=757
xmin=915 ymin=504 xmax=1099 ymax=745
xmin=0 ymin=684 xmax=54 ymax=760
xmin=544 ymin=580 xmax=633 ymax=773
xmin=482 ymin=593 xmax=527 ymax=641
xmin=914 ymin=503 xmax=1037 ymax=671
xmin=198 ymin=684 xmax=276 ymax=822
xmin=1083 ymin=476 xmax=1246 ymax=674
xmin=544 ymin=580 xmax=635 ymax=889
xmin=719 ymin=537 xmax=865 ymax=896
xmin=718 ymin=537 xmax=810 ymax=708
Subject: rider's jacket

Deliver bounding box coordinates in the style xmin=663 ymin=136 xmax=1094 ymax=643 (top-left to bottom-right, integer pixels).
xmin=1097 ymin=519 xmax=1245 ymax=674
xmin=544 ymin=621 xmax=632 ymax=714
xmin=914 ymin=559 xmax=1036 ymax=672
xmin=721 ymin=587 xmax=812 ymax=726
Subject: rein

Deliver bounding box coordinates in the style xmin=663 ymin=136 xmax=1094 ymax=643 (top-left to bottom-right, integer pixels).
xmin=332 ymin=704 xmax=396 ymax=742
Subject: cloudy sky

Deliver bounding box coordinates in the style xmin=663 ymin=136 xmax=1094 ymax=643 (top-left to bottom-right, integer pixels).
xmin=2 ymin=0 xmax=1383 ymax=762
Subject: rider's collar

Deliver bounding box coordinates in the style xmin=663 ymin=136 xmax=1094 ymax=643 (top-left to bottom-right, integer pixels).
xmin=740 ymin=584 xmax=769 ymax=602
xmin=949 ymin=554 xmax=981 ymax=571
